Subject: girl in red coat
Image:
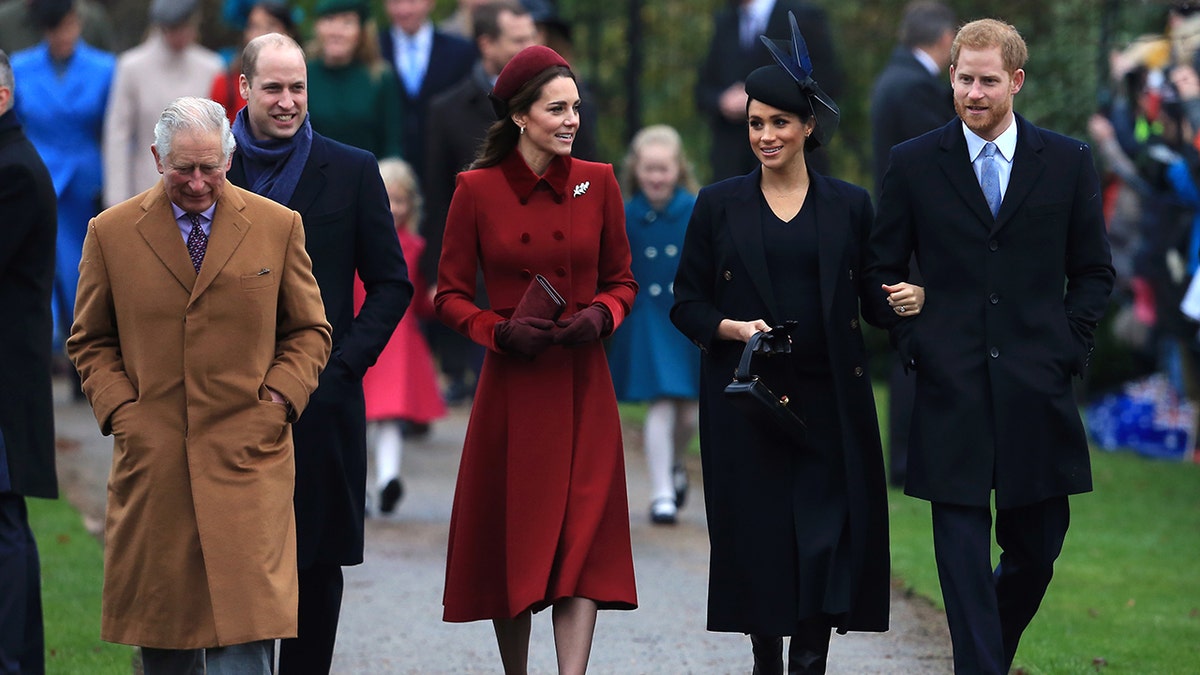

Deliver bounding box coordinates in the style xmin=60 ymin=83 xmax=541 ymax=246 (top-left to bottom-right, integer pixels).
xmin=356 ymin=158 xmax=445 ymax=514
xmin=435 ymin=46 xmax=638 ymax=674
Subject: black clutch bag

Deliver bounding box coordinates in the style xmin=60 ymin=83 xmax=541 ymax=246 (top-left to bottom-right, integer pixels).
xmin=723 ymin=325 xmax=807 ymax=443
xmin=512 ymin=274 xmax=567 ymax=322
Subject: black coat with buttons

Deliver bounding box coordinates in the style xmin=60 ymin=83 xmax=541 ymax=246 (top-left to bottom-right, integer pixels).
xmin=864 ymin=114 xmax=1115 ymax=509
xmin=671 ymin=167 xmax=889 ymax=635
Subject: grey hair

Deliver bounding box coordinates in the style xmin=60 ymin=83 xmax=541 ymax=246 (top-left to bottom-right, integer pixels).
xmin=153 ymin=97 xmax=236 ymax=161
xmin=0 ymin=50 xmax=13 ymax=114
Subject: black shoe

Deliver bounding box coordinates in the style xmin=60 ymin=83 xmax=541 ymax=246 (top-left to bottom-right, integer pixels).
xmin=380 ymin=478 xmax=403 ymax=514
xmin=400 ymin=420 xmax=431 ymax=439
xmin=672 ymin=464 xmax=689 ymax=509
xmin=649 ymin=497 xmax=677 ymax=525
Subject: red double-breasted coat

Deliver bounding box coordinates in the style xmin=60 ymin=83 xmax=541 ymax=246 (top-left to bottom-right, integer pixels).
xmin=435 ymin=151 xmax=638 ymax=621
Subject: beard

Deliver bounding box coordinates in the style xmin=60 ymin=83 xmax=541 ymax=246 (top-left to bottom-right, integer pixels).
xmin=954 ymin=95 xmax=1012 ymax=138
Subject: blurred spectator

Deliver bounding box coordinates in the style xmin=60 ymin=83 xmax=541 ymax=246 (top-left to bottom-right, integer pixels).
xmin=869 ymin=0 xmax=955 ymax=196
xmin=695 ymin=0 xmax=841 ymax=181
xmin=11 ymin=0 xmax=114 ymax=359
xmin=358 ymin=158 xmax=445 ymax=516
xmin=306 ymin=0 xmax=403 ymax=159
xmin=868 ymin=0 xmax=955 ymax=488
xmin=0 ymin=0 xmax=114 ymax=53
xmin=379 ymin=0 xmax=476 ymax=183
xmin=102 ymin=0 xmax=223 ymax=206
xmin=439 ymin=0 xmax=488 ymax=40
xmin=608 ymin=124 xmax=700 ymax=526
xmin=423 ymin=0 xmax=538 ymax=405
xmin=210 ymin=0 xmax=297 ymax=125
xmin=520 ymin=0 xmax=597 ymax=160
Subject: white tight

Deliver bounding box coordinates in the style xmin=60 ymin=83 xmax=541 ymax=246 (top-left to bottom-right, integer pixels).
xmin=643 ymin=399 xmax=698 ymax=502
xmin=370 ymin=419 xmax=404 ymax=488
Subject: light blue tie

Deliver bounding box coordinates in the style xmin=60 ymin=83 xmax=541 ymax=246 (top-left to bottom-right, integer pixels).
xmin=981 ymin=141 xmax=1001 ymax=218
xmin=402 ymin=40 xmax=423 ymax=97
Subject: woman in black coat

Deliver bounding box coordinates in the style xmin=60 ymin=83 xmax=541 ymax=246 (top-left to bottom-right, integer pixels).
xmin=670 ymin=17 xmax=922 ymax=675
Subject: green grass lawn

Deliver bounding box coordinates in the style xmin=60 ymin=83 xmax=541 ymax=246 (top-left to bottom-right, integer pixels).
xmin=876 ymin=388 xmax=1200 ymax=674
xmin=28 ymin=497 xmax=133 ymax=674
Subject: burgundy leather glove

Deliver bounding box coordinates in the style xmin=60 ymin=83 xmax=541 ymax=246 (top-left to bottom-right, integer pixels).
xmin=554 ymin=304 xmax=612 ymax=346
xmin=494 ymin=317 xmax=558 ymax=359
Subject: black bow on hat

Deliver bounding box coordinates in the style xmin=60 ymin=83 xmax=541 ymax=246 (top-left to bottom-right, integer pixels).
xmin=751 ymin=11 xmax=840 ymax=146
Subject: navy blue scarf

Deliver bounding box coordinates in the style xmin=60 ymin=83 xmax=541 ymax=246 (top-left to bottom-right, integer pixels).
xmin=231 ymin=107 xmax=312 ymax=206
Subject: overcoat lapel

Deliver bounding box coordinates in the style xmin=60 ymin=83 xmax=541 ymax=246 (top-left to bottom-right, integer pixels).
xmin=936 ymin=124 xmax=994 ymax=227
xmin=135 ymin=186 xmax=195 ymax=293
xmin=992 ymin=116 xmax=1046 ymax=235
xmin=287 ymin=137 xmax=327 ymax=215
xmin=190 ymin=185 xmax=251 ymax=302
xmin=727 ymin=168 xmax=782 ymax=322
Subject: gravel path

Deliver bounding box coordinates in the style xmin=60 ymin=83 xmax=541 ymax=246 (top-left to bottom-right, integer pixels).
xmin=53 ymin=381 xmax=953 ymax=674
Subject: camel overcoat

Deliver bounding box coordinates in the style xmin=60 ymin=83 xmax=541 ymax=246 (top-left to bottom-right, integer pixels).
xmin=68 ymin=182 xmax=332 ymax=649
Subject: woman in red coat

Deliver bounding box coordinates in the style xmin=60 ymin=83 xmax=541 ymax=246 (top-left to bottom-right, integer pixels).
xmin=435 ymin=46 xmax=638 ymax=674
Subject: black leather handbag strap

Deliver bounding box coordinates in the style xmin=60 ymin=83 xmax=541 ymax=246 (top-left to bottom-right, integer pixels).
xmin=734 ymin=332 xmax=768 ymax=381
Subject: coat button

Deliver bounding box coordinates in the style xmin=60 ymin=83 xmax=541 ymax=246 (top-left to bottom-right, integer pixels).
xmin=989 ymin=293 xmax=999 ymax=304
xmin=553 ymin=231 xmax=565 ymax=241
xmin=988 ymin=240 xmax=999 ymax=251
xmin=643 ymin=211 xmax=657 ymax=223
xmin=990 ymin=347 xmax=1000 ymax=358
xmin=648 ymin=283 xmax=662 ymax=296
xmin=555 ymin=267 xmax=566 ymax=277
xmin=848 ymin=269 xmax=854 ymax=280
xmin=849 ymin=318 xmax=859 ymax=330
xmin=723 ymin=270 xmax=733 ymax=281
xmin=521 ymin=233 xmax=531 ymax=243
xmin=520 ymin=269 xmax=532 ymax=280
xmin=853 ymin=366 xmax=864 ymax=377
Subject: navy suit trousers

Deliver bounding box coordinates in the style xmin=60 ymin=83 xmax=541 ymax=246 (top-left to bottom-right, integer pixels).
xmin=931 ymin=497 xmax=1069 ymax=674
xmin=0 ymin=493 xmax=43 ymax=675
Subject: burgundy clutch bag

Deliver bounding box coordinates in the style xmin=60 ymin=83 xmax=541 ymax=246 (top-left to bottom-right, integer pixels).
xmin=512 ymin=274 xmax=567 ymax=321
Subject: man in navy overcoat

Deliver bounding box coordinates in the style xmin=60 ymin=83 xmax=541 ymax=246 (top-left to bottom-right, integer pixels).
xmin=228 ymin=34 xmax=413 ymax=673
xmin=865 ymin=19 xmax=1114 ymax=674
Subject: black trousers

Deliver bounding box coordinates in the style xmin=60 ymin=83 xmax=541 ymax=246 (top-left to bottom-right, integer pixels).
xmin=931 ymin=497 xmax=1069 ymax=674
xmin=0 ymin=494 xmax=43 ymax=675
xmin=277 ymin=564 xmax=344 ymax=675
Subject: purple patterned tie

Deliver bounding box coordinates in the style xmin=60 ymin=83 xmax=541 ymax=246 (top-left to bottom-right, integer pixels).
xmin=186 ymin=213 xmax=207 ymax=273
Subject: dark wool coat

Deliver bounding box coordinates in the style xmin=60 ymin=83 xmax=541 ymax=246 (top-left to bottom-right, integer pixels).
xmin=435 ymin=152 xmax=638 ymax=622
xmin=671 ymin=169 xmax=890 ymax=635
xmin=0 ymin=109 xmax=57 ymax=499
xmin=229 ymin=133 xmax=413 ymax=568
xmin=864 ymin=115 xmax=1115 ymax=509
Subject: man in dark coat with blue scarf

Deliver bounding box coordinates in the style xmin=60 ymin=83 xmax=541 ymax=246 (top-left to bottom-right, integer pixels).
xmin=0 ymin=48 xmax=58 ymax=675
xmin=228 ymin=33 xmax=412 ymax=673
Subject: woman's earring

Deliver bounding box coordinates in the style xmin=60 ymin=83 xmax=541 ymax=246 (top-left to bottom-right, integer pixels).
xmin=519 ymin=125 xmax=526 ymax=135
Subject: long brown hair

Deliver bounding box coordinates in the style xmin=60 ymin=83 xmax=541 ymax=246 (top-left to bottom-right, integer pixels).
xmin=469 ymin=65 xmax=575 ymax=170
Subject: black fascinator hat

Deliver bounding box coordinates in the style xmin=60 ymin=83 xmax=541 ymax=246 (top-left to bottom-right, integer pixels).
xmin=744 ymin=12 xmax=840 ymax=147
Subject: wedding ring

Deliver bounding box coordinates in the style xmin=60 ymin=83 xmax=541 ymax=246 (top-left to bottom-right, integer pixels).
xmin=897 ymin=306 xmax=906 ymax=313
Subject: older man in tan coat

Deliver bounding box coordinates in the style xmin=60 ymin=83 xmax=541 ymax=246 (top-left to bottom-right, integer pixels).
xmin=68 ymin=96 xmax=331 ymax=675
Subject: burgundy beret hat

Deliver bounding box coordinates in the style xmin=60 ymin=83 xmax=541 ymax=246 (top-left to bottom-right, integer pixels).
xmin=489 ymin=45 xmax=570 ymax=119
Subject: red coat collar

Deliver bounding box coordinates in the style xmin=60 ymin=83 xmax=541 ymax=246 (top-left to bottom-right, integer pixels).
xmin=501 ymin=151 xmax=572 ymax=204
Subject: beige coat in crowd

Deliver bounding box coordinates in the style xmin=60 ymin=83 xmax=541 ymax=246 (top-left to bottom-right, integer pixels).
xmin=101 ymin=31 xmax=223 ymax=208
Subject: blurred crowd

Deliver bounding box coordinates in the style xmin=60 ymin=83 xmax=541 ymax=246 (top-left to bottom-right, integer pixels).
xmin=1088 ymin=1 xmax=1200 ymax=440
